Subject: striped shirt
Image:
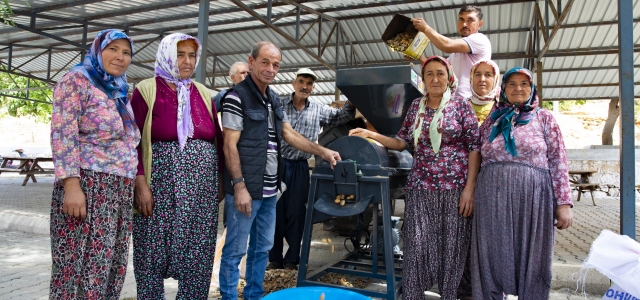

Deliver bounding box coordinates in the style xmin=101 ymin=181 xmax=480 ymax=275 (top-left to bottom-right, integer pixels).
xmin=281 ymin=93 xmax=356 ymax=160
xmin=222 ymin=89 xmax=288 ymax=198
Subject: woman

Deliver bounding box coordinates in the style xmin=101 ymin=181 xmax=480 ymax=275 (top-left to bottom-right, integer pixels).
xmin=469 ymin=60 xmax=500 ymax=125
xmin=350 ymin=56 xmax=480 ymax=299
xmin=470 ymin=67 xmax=573 ymax=299
xmin=456 ymin=59 xmax=502 ymax=299
xmin=50 ymin=29 xmax=139 ymax=299
xmin=130 ymin=33 xmax=224 ymax=299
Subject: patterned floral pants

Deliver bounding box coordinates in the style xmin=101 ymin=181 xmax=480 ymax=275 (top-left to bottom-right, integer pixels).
xmin=402 ymin=188 xmax=472 ymax=300
xmin=49 ymin=169 xmax=134 ymax=300
xmin=133 ymin=139 xmax=219 ymax=300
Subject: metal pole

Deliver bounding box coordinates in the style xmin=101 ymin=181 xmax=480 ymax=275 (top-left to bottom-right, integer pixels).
xmin=195 ymin=0 xmax=210 ymax=83
xmin=7 ymin=44 xmax=12 ymax=71
xmin=47 ymin=47 xmax=52 ymax=80
xmin=536 ymin=61 xmax=543 ymax=101
xmin=295 ymin=7 xmax=301 ymax=41
xmin=545 ymin=0 xmax=550 ymax=40
xmin=335 ymin=22 xmax=340 ymax=70
xmin=317 ymin=17 xmax=323 ymax=55
xmin=81 ymin=22 xmax=88 ymax=63
xmin=557 ymin=0 xmax=562 ymax=15
xmin=617 ymin=0 xmax=636 ymax=239
xmin=266 ymin=0 xmax=272 ymax=23
xmin=26 ymin=77 xmax=30 ymax=99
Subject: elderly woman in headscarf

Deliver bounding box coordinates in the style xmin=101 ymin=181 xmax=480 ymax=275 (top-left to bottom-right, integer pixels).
xmin=468 ymin=60 xmax=501 ymax=125
xmin=130 ymin=33 xmax=224 ymax=299
xmin=456 ymin=59 xmax=502 ymax=299
xmin=50 ymin=29 xmax=139 ymax=299
xmin=349 ymin=56 xmax=480 ymax=299
xmin=470 ymin=67 xmax=573 ymax=299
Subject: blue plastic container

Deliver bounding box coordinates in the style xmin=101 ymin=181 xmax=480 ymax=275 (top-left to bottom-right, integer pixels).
xmin=261 ymin=286 xmax=371 ymax=300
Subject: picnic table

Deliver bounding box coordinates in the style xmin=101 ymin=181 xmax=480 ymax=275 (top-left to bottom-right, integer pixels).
xmin=0 ymin=156 xmax=54 ymax=186
xmin=569 ymin=169 xmax=598 ymax=206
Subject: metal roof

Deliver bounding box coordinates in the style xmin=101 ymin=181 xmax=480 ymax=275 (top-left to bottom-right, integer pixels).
xmin=1 ymin=0 xmax=638 ymax=104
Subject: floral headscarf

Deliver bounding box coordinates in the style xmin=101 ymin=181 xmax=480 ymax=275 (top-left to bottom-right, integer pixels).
xmin=488 ymin=67 xmax=540 ymax=157
xmin=71 ymin=29 xmax=136 ymax=135
xmin=412 ymin=56 xmax=458 ymax=154
xmin=469 ymin=60 xmax=500 ymax=106
xmin=154 ymin=33 xmax=202 ymax=149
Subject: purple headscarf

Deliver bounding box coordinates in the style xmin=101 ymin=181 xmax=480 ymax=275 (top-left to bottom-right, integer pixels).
xmin=154 ymin=33 xmax=202 ymax=149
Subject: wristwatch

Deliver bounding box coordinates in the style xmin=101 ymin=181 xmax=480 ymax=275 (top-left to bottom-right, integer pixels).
xmin=231 ymin=177 xmax=245 ymax=186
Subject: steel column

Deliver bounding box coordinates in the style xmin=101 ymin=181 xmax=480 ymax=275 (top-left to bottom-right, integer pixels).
xmin=195 ymin=0 xmax=210 ymax=83
xmin=7 ymin=44 xmax=12 ymax=71
xmin=545 ymin=0 xmax=550 ymax=40
xmin=335 ymin=23 xmax=340 ymax=70
xmin=536 ymin=61 xmax=543 ymax=101
xmin=80 ymin=22 xmax=88 ymax=62
xmin=47 ymin=48 xmax=52 ymax=80
xmin=295 ymin=7 xmax=301 ymax=41
xmin=617 ymin=0 xmax=636 ymax=239
xmin=266 ymin=0 xmax=272 ymax=23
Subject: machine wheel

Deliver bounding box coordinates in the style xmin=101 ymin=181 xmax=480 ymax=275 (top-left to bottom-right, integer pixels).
xmin=314 ymin=118 xmax=366 ymax=166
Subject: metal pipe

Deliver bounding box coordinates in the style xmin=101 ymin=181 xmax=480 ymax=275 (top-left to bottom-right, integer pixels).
xmin=7 ymin=45 xmax=12 ymax=71
xmin=195 ymin=0 xmax=210 ymax=84
xmin=80 ymin=22 xmax=87 ymax=63
xmin=617 ymin=0 xmax=636 ymax=239
xmin=295 ymin=7 xmax=301 ymax=41
xmin=266 ymin=0 xmax=272 ymax=23
xmin=545 ymin=0 xmax=550 ymax=40
xmin=47 ymin=47 xmax=52 ymax=80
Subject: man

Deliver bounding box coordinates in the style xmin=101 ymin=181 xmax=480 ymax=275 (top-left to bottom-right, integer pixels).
xmin=212 ymin=61 xmax=249 ymax=111
xmin=413 ymin=5 xmax=491 ymax=99
xmin=268 ymin=68 xmax=356 ymax=271
xmin=219 ymin=41 xmax=341 ymax=300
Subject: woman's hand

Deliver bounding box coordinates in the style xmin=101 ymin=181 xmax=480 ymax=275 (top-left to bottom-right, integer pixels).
xmin=458 ymin=185 xmax=474 ymax=217
xmin=555 ymin=204 xmax=573 ymax=230
xmin=349 ymin=128 xmax=373 ymax=138
xmin=134 ymin=175 xmax=154 ymax=217
xmin=62 ymin=178 xmax=86 ymax=219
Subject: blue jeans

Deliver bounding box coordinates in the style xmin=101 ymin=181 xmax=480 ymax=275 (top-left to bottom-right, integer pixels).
xmin=219 ymin=193 xmax=277 ymax=300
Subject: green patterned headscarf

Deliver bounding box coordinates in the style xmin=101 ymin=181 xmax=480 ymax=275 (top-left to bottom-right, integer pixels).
xmin=412 ymin=56 xmax=458 ymax=154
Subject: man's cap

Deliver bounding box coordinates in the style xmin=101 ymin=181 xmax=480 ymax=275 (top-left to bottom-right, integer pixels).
xmin=295 ymin=67 xmax=317 ymax=81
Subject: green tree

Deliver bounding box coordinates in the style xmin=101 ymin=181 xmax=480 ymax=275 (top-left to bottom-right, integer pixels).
xmin=0 ymin=69 xmax=53 ymax=123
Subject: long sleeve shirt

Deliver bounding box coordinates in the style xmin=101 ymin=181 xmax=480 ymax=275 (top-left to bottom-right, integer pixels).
xmin=280 ymin=94 xmax=356 ymax=160
xmin=51 ymin=71 xmax=141 ymax=180
xmin=479 ymin=109 xmax=573 ymax=206
xmin=130 ymin=77 xmax=224 ymax=176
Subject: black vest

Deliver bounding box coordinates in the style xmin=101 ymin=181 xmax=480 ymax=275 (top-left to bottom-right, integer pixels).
xmin=224 ymin=75 xmax=284 ymax=200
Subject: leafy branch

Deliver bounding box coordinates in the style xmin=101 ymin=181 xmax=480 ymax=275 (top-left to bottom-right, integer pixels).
xmin=1 ymin=0 xmax=15 ymax=26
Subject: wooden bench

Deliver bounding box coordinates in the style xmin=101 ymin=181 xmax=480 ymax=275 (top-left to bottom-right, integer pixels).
xmin=0 ymin=156 xmax=53 ymax=186
xmin=569 ymin=170 xmax=598 ymax=206
xmin=570 ymin=183 xmax=599 ymax=206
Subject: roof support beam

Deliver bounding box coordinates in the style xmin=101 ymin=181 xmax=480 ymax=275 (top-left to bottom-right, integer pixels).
xmin=617 ymin=0 xmax=636 ymax=239
xmin=10 ymin=49 xmax=50 ymax=72
xmin=537 ymin=0 xmax=575 ymax=61
xmin=230 ymin=0 xmax=335 ymax=71
xmin=195 ymin=0 xmax=210 ymax=84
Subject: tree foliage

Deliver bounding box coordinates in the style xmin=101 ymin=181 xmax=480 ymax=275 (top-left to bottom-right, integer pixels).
xmin=1 ymin=0 xmax=15 ymax=26
xmin=541 ymin=99 xmax=586 ymax=111
xmin=0 ymin=69 xmax=53 ymax=123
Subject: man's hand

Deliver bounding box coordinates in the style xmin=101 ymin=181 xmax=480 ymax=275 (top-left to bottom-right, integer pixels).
xmin=234 ymin=182 xmax=252 ymax=217
xmin=458 ymin=186 xmax=474 ymax=217
xmin=555 ymin=204 xmax=573 ymax=230
xmin=320 ymin=148 xmax=341 ymax=169
xmin=134 ymin=175 xmax=154 ymax=217
xmin=411 ymin=18 xmax=430 ymax=33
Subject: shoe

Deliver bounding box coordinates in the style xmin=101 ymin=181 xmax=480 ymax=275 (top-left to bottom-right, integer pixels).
xmin=284 ymin=263 xmax=298 ymax=270
xmin=266 ymin=262 xmax=284 ymax=270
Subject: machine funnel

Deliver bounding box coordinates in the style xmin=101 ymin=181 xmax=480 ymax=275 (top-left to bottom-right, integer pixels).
xmin=336 ymin=65 xmax=424 ymax=136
